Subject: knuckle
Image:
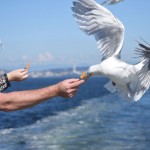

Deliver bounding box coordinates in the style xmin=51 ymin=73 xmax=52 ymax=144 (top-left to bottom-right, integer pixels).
xmin=65 ymin=85 xmax=70 ymax=91
xmin=67 ymin=90 xmax=71 ymax=94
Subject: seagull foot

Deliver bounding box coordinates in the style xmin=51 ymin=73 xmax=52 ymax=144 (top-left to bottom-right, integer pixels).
xmin=112 ymin=81 xmax=116 ymax=86
xmin=80 ymin=72 xmax=91 ymax=80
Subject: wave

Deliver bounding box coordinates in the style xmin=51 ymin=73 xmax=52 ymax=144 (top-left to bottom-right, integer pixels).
xmin=0 ymin=93 xmax=150 ymax=150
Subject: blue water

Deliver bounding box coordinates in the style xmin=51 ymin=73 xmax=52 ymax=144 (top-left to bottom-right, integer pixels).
xmin=0 ymin=76 xmax=150 ymax=150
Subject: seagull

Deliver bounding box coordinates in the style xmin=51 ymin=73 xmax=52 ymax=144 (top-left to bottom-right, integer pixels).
xmin=72 ymin=0 xmax=150 ymax=101
xmin=101 ymin=0 xmax=124 ymax=5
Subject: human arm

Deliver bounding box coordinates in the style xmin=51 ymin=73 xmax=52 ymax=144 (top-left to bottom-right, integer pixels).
xmin=0 ymin=78 xmax=84 ymax=112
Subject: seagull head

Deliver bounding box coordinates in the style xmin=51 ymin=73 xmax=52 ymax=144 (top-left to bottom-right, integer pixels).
xmin=88 ymin=64 xmax=102 ymax=76
xmin=80 ymin=64 xmax=102 ymax=80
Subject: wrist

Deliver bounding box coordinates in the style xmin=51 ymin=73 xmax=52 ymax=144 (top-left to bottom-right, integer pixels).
xmin=0 ymin=74 xmax=11 ymax=92
xmin=7 ymin=72 xmax=12 ymax=81
xmin=52 ymin=84 xmax=59 ymax=97
xmin=4 ymin=74 xmax=11 ymax=87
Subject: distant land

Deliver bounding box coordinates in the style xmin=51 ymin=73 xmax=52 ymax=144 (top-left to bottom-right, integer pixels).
xmin=0 ymin=66 xmax=88 ymax=78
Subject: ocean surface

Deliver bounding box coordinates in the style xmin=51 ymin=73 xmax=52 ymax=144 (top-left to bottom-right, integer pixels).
xmin=0 ymin=76 xmax=150 ymax=150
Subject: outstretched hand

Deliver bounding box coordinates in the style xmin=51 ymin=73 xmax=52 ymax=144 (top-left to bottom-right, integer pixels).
xmin=56 ymin=78 xmax=84 ymax=98
xmin=7 ymin=69 xmax=28 ymax=82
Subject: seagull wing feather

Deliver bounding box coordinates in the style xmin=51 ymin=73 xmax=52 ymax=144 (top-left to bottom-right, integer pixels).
xmin=72 ymin=0 xmax=125 ymax=60
xmin=131 ymin=42 xmax=150 ymax=100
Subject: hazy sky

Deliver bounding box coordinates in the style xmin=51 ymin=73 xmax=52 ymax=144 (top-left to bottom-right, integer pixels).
xmin=0 ymin=0 xmax=150 ymax=71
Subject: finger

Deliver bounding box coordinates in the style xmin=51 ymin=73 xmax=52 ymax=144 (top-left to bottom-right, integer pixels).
xmin=22 ymin=74 xmax=28 ymax=79
xmin=69 ymin=88 xmax=78 ymax=93
xmin=21 ymin=72 xmax=28 ymax=78
xmin=67 ymin=78 xmax=80 ymax=83
xmin=69 ymin=94 xmax=74 ymax=98
xmin=15 ymin=69 xmax=25 ymax=72
xmin=70 ymin=80 xmax=84 ymax=88
xmin=69 ymin=91 xmax=77 ymax=98
xmin=68 ymin=93 xmax=74 ymax=98
xmin=21 ymin=70 xmax=28 ymax=76
xmin=20 ymin=69 xmax=27 ymax=73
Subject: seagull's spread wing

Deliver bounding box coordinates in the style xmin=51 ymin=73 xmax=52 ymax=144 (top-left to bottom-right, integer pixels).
xmin=129 ymin=41 xmax=150 ymax=101
xmin=115 ymin=41 xmax=150 ymax=101
xmin=72 ymin=0 xmax=125 ymax=61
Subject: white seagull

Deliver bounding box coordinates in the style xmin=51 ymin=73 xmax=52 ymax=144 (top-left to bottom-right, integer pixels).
xmin=72 ymin=0 xmax=150 ymax=101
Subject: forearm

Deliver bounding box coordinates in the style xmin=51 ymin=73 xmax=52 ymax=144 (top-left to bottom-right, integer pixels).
xmin=0 ymin=85 xmax=58 ymax=111
xmin=0 ymin=78 xmax=84 ymax=112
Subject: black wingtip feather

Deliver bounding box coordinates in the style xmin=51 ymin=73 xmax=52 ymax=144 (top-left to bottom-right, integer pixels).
xmin=73 ymin=1 xmax=77 ymax=6
xmin=139 ymin=43 xmax=150 ymax=50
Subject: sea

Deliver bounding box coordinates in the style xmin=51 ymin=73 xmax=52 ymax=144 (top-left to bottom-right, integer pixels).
xmin=0 ymin=75 xmax=150 ymax=150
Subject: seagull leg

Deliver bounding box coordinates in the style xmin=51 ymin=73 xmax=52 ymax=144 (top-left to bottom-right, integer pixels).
xmin=112 ymin=81 xmax=116 ymax=86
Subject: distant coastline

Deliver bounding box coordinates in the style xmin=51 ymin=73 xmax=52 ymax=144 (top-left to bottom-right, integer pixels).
xmin=0 ymin=66 xmax=88 ymax=78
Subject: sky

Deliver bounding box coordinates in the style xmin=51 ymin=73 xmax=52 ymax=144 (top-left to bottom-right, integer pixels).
xmin=0 ymin=0 xmax=150 ymax=71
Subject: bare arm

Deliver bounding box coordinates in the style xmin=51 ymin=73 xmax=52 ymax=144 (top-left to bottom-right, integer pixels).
xmin=0 ymin=79 xmax=84 ymax=112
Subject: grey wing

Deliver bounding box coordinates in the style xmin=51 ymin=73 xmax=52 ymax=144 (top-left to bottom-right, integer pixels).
xmin=72 ymin=0 xmax=125 ymax=61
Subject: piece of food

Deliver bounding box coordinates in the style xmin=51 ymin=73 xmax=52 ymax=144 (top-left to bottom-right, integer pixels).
xmin=25 ymin=64 xmax=30 ymax=70
xmin=80 ymin=72 xmax=92 ymax=80
xmin=80 ymin=72 xmax=86 ymax=79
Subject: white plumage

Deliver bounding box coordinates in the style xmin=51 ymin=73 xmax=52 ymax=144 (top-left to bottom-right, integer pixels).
xmin=72 ymin=0 xmax=150 ymax=101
